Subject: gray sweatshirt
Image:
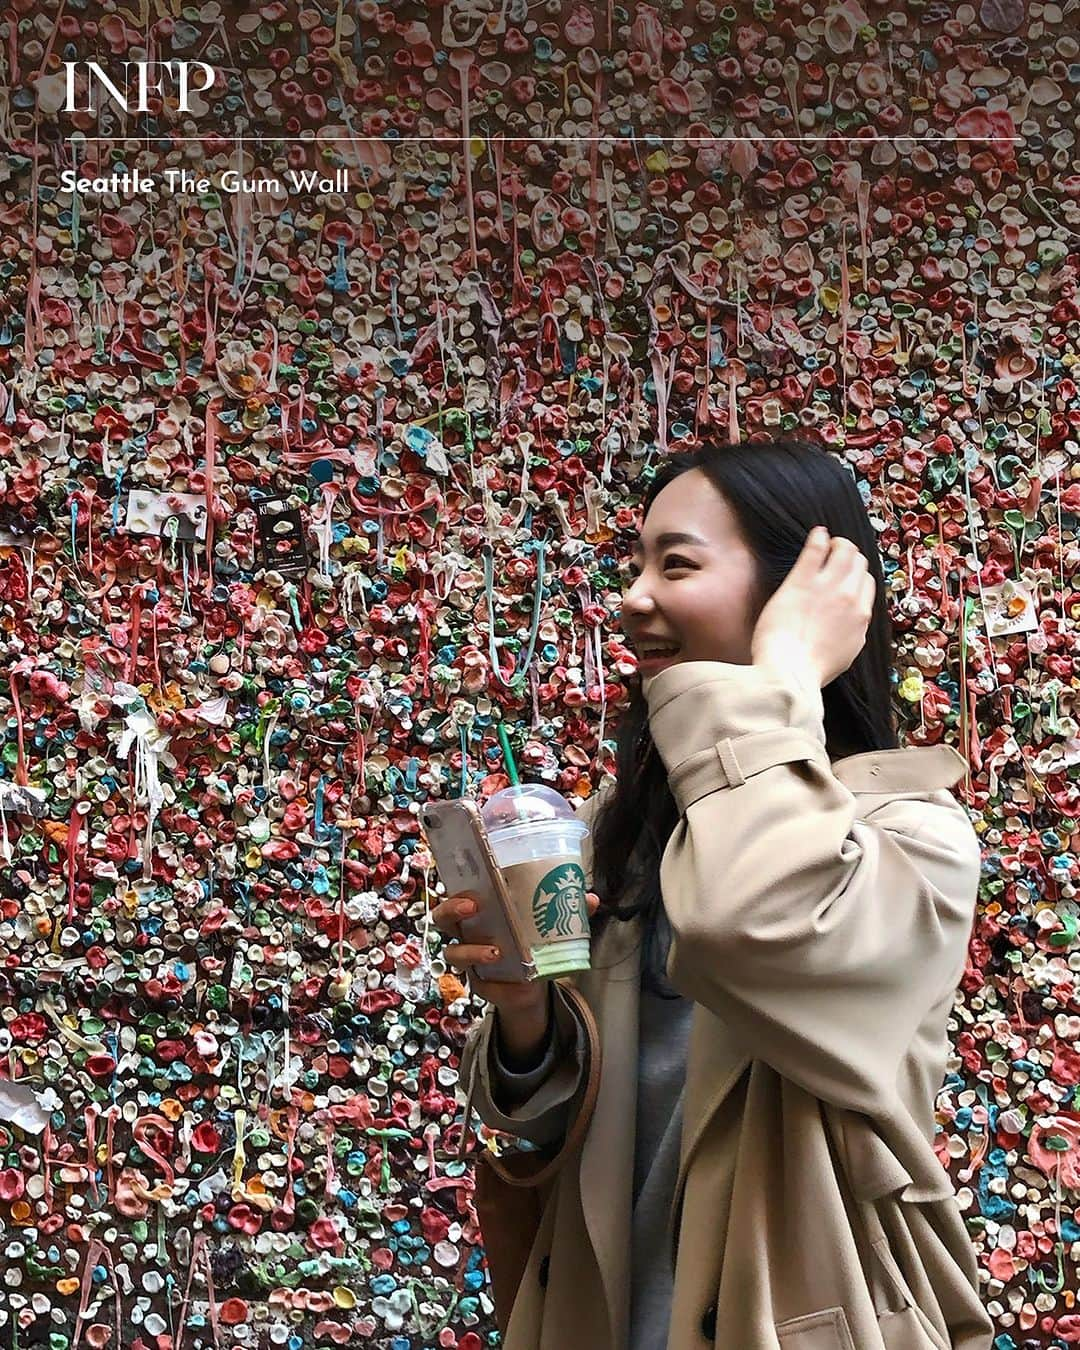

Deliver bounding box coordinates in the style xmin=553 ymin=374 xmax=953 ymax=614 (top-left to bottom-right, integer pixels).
xmin=490 ymin=973 xmax=695 ymax=1350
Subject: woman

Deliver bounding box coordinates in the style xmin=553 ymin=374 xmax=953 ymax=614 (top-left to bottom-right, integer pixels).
xmin=438 ymin=440 xmax=992 ymax=1350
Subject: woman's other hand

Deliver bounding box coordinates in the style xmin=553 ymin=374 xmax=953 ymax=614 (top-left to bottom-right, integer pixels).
xmin=750 ymin=527 xmax=876 ymax=689
xmin=430 ymin=890 xmax=601 ymax=1014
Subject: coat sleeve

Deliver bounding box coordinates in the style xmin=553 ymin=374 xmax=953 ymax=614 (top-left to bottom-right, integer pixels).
xmin=457 ymin=983 xmax=589 ymax=1149
xmin=454 ymin=789 xmax=606 ymax=1152
xmin=644 ymin=660 xmax=982 ymax=1115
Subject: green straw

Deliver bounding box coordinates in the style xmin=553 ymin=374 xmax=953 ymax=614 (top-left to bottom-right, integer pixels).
xmin=497 ymin=723 xmax=520 ymax=786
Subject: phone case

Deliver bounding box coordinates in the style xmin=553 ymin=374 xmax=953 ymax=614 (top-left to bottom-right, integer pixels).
xmin=420 ymin=799 xmax=538 ymax=984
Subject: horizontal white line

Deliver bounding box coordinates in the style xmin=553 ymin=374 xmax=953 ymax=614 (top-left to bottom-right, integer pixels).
xmin=45 ymin=135 xmax=1023 ymax=143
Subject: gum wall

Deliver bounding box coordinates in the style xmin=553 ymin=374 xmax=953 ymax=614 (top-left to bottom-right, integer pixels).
xmin=1 ymin=0 xmax=1079 ymax=1346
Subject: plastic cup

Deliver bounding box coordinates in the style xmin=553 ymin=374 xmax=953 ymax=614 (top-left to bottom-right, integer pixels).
xmin=480 ymin=784 xmax=592 ymax=978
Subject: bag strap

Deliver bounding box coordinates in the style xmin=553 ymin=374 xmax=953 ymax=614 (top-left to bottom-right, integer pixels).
xmin=471 ymin=981 xmax=602 ymax=1189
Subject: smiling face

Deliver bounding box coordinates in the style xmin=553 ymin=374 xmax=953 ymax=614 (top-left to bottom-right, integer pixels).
xmin=620 ymin=468 xmax=763 ymax=675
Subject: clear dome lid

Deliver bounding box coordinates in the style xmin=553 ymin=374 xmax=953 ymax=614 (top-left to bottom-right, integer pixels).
xmin=481 ymin=783 xmax=584 ymax=832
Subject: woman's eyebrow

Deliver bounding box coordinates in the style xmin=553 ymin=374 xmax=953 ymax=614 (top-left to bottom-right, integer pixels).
xmin=631 ymin=531 xmax=709 ymax=557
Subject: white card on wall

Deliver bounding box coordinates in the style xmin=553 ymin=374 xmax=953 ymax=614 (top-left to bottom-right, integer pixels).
xmin=978 ymin=581 xmax=1038 ymax=637
xmin=125 ymin=490 xmax=208 ymax=541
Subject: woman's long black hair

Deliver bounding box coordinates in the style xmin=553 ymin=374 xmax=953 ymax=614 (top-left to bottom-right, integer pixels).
xmin=589 ymin=439 xmax=901 ymax=998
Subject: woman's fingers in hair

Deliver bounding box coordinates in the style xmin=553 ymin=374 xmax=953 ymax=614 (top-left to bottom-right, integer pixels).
xmin=860 ymin=571 xmax=876 ymax=612
xmin=823 ymin=537 xmax=871 ymax=593
xmin=823 ymin=534 xmax=861 ymax=568
xmin=800 ymin=526 xmax=831 ymax=568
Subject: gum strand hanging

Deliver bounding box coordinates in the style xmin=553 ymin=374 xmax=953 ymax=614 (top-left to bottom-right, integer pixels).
xmin=649 ymin=346 xmax=678 ymax=457
xmin=510 ymin=441 xmax=539 ymax=531
xmin=202 ymin=395 xmax=222 ymax=594
xmin=231 ymin=235 xmax=266 ymax=315
xmin=69 ymin=487 xmax=96 ymax=573
xmin=314 ymin=476 xmax=340 ymax=578
xmin=69 ymin=495 xmax=79 ymax=569
xmin=594 ymin=615 xmax=609 ymax=749
xmin=23 ymin=142 xmax=44 ymax=365
xmin=476 ymin=455 xmax=502 ymax=538
xmin=0 ymin=790 xmax=11 ymax=864
xmin=856 ymin=179 xmax=872 ymax=295
xmin=451 ymin=50 xmax=479 ymax=266
xmin=444 ymin=700 xmax=477 ymax=794
xmin=282 ymin=582 xmax=302 ymax=631
xmin=341 ymin=564 xmax=370 ymax=626
xmin=625 ymin=364 xmax=645 ymax=454
xmin=351 ymin=685 xmax=378 ymax=804
xmin=456 ymin=719 xmax=469 ymax=798
xmin=529 ymin=665 xmax=542 ymax=730
xmin=70 ymin=1238 xmax=123 ymax=1350
xmin=1034 ymin=1159 xmax=1068 ymax=1296
xmin=373 ymin=384 xmax=387 ymax=468
xmin=126 ymin=584 xmax=142 ymax=683
xmin=259 ymin=701 xmax=280 ymax=795
xmin=515 ymin=429 xmax=533 ymax=501
xmin=584 ymin=68 xmax=604 ymax=237
xmin=1033 ymin=349 xmax=1050 ymax=477
xmin=388 ymin=271 xmax=404 ymax=344
xmin=960 ymin=457 xmax=1000 ymax=695
xmin=839 ymin=222 xmax=853 ymax=416
xmin=482 ymin=532 xmax=549 ymax=690
xmin=375 ymin=513 xmax=386 ymax=572
xmin=173 ymin=1232 xmax=223 ymax=1350
xmin=489 ymin=134 xmax=511 ymax=244
xmin=577 ymin=582 xmax=597 ymax=692
xmin=935 ymin=541 xmax=953 ymax=620
xmin=163 ymin=518 xmax=190 ymax=615
xmin=408 ymin=1278 xmax=460 ymax=1341
xmin=330 ymin=237 xmax=349 ymax=294
xmin=90 ymin=276 xmax=108 ymax=358
xmin=110 ymin=461 xmax=126 ymax=534
xmin=582 ymin=472 xmax=607 ymax=538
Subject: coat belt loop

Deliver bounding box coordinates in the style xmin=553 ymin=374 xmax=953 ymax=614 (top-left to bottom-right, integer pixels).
xmin=714 ymin=738 xmax=745 ymax=788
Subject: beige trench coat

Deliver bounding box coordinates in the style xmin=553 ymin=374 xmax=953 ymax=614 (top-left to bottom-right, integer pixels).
xmin=459 ymin=661 xmax=994 ymax=1350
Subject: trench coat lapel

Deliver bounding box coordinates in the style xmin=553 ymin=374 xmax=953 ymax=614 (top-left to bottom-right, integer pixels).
xmin=569 ymin=919 xmax=756 ymax=1348
xmin=573 ymin=916 xmax=641 ymax=1350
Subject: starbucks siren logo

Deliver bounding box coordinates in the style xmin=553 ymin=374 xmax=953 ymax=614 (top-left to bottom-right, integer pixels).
xmin=532 ymin=862 xmax=588 ymax=938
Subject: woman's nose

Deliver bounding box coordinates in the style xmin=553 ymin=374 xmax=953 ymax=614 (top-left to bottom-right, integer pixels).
xmin=620 ymin=579 xmax=655 ymax=616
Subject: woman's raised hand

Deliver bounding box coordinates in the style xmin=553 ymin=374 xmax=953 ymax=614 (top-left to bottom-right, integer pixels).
xmin=750 ymin=527 xmax=876 ymax=690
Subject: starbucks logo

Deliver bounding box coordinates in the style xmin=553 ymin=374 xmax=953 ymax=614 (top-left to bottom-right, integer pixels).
xmin=532 ymin=862 xmax=588 ymax=938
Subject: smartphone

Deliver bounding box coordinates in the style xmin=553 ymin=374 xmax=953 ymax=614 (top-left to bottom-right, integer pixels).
xmin=420 ymin=798 xmax=537 ymax=984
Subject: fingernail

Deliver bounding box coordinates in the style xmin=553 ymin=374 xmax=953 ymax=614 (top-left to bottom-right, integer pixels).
xmin=460 ymin=901 xmax=477 ymax=916
xmin=488 ymin=947 xmax=500 ymax=960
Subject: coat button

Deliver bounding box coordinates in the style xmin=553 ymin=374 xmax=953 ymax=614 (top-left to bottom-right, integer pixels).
xmin=701 ymin=1301 xmax=717 ymax=1340
xmin=538 ymin=1255 xmax=550 ymax=1289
